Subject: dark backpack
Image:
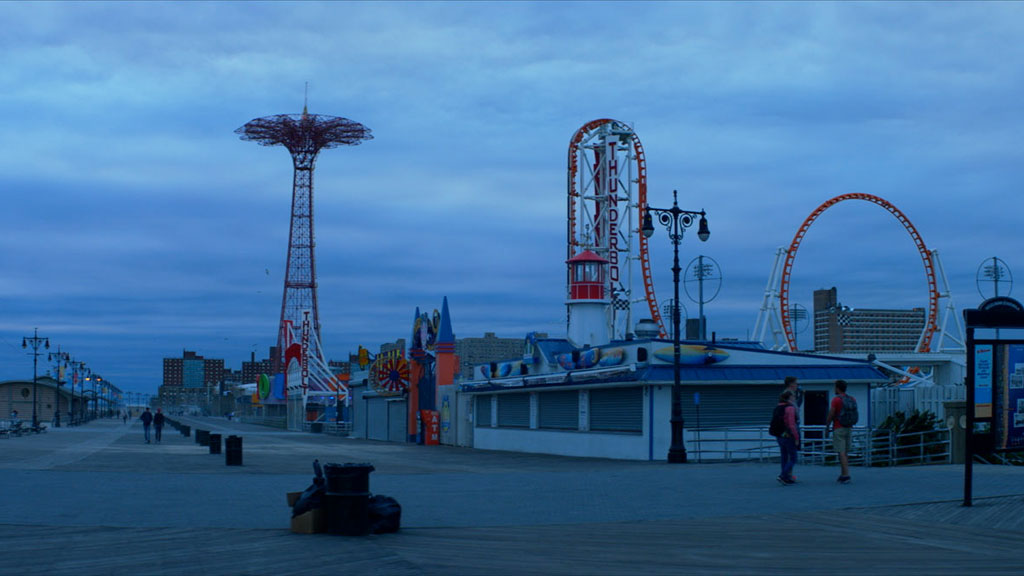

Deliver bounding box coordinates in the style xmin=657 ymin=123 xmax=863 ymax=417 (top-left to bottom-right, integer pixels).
xmin=838 ymin=394 xmax=859 ymax=427
xmin=769 ymin=404 xmax=788 ymax=437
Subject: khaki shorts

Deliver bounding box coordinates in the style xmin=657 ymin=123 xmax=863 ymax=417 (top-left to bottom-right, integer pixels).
xmin=833 ymin=426 xmax=852 ymax=454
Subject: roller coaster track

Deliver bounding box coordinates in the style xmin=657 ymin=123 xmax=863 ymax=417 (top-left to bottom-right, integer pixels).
xmin=778 ymin=193 xmax=939 ymax=353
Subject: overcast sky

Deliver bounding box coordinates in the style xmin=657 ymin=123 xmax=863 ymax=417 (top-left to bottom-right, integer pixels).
xmin=2 ymin=2 xmax=1022 ymax=394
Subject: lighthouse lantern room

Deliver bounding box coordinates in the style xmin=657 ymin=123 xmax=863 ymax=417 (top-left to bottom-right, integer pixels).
xmin=566 ymin=250 xmax=611 ymax=348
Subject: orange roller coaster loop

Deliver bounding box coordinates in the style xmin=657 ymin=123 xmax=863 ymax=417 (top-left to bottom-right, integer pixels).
xmin=778 ymin=193 xmax=939 ymax=353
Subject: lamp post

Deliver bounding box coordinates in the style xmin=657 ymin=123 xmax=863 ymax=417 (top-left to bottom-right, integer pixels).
xmin=22 ymin=328 xmax=50 ymax=429
xmin=642 ymin=190 xmax=710 ymax=463
xmin=48 ymin=347 xmax=69 ymax=428
xmin=76 ymin=362 xmax=89 ymax=424
xmin=90 ymin=375 xmax=100 ymax=420
xmin=67 ymin=359 xmax=78 ymax=425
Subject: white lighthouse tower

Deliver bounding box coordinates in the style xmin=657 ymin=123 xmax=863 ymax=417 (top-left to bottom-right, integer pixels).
xmin=566 ymin=250 xmax=611 ymax=348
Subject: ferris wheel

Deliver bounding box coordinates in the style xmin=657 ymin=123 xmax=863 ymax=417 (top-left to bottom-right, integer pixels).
xmin=567 ymin=119 xmax=667 ymax=338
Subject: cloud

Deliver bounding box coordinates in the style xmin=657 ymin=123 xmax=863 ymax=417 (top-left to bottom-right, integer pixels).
xmin=2 ymin=2 xmax=1024 ymax=391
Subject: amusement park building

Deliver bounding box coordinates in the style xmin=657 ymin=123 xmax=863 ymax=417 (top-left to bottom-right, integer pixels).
xmin=813 ymin=288 xmax=926 ymax=353
xmin=457 ymin=335 xmax=886 ymax=461
xmin=345 ymin=330 xmax=537 ymax=444
xmin=1 ymin=377 xmax=102 ymax=423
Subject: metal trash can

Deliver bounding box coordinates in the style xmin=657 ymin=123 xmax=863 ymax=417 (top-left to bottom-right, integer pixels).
xmin=225 ymin=435 xmax=243 ymax=466
xmin=181 ymin=425 xmax=190 ymax=438
xmin=323 ymin=463 xmax=375 ymax=536
xmin=324 ymin=463 xmax=375 ymax=493
xmin=325 ymin=492 xmax=370 ymax=536
xmin=196 ymin=429 xmax=209 ymax=446
xmin=208 ymin=433 xmax=222 ymax=454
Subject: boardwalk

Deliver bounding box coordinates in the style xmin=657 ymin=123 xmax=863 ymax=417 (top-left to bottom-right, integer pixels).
xmin=1 ymin=417 xmax=1023 ymax=575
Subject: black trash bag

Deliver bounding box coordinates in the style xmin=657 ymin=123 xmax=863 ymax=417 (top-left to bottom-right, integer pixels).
xmin=292 ymin=459 xmax=327 ymax=517
xmin=368 ymin=494 xmax=401 ymax=534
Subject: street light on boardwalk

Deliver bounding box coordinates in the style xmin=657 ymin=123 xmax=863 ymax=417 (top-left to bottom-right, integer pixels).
xmin=48 ymin=348 xmax=69 ymax=428
xmin=22 ymin=328 xmax=49 ymax=429
xmin=642 ymin=190 xmax=710 ymax=464
xmin=74 ymin=361 xmax=89 ymax=425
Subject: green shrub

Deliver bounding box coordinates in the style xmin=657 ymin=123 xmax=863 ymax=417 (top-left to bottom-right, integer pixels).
xmin=874 ymin=410 xmax=945 ymax=465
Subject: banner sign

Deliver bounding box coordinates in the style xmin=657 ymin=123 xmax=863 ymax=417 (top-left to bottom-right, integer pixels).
xmin=974 ymin=345 xmax=993 ymax=418
xmin=994 ymin=344 xmax=1024 ymax=451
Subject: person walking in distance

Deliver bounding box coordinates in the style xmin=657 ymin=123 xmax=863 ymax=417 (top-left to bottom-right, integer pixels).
xmin=769 ymin=390 xmax=800 ymax=485
xmin=153 ymin=408 xmax=165 ymax=444
xmin=140 ymin=407 xmax=153 ymax=444
xmin=784 ymin=376 xmax=803 ymax=409
xmin=826 ymin=379 xmax=858 ymax=484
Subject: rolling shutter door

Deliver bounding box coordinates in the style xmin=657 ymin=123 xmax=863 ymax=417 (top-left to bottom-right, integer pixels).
xmin=387 ymin=400 xmax=406 ymax=442
xmin=497 ymin=393 xmax=530 ymax=428
xmin=679 ymin=385 xmax=781 ymax=428
xmin=475 ymin=395 xmax=492 ymax=428
xmin=367 ymin=398 xmax=388 ymax=441
xmin=538 ymin=390 xmax=579 ymax=430
xmin=590 ymin=387 xmax=642 ymax=433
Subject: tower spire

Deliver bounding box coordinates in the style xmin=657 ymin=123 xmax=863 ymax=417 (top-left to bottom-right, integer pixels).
xmin=303 ymin=81 xmax=309 ymax=117
xmin=439 ymin=296 xmax=454 ymax=344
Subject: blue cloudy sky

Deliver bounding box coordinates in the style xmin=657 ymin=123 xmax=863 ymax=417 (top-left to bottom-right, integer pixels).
xmin=2 ymin=2 xmax=1022 ymax=394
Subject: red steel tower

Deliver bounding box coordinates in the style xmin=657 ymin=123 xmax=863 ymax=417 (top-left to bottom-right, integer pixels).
xmin=237 ymin=105 xmax=372 ymax=371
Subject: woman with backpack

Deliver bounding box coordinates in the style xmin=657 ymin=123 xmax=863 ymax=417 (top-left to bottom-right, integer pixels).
xmin=770 ymin=390 xmax=800 ymax=485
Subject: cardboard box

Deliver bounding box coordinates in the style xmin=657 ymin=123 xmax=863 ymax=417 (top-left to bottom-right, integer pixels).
xmin=288 ymin=491 xmax=326 ymax=534
xmin=290 ymin=508 xmax=326 ymax=534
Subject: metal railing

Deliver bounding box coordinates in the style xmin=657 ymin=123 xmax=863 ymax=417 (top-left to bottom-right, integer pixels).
xmin=239 ymin=415 xmax=287 ymax=429
xmin=302 ymin=420 xmax=353 ymax=435
xmin=688 ymin=425 xmax=951 ymax=466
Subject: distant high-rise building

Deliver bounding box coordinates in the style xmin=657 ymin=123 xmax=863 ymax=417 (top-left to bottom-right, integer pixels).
xmin=455 ymin=332 xmax=536 ymax=380
xmin=241 ymin=347 xmax=277 ymax=385
xmin=813 ymin=288 xmax=925 ymax=353
xmin=159 ymin=350 xmax=225 ymax=408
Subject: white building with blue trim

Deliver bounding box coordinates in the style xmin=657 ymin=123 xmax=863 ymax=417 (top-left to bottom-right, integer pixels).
xmin=459 ymin=334 xmax=885 ymax=460
xmin=457 ymin=247 xmax=886 ymax=460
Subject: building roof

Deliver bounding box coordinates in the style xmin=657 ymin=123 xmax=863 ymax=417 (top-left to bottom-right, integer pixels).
xmin=566 ymin=249 xmax=609 ymax=264
xmin=639 ymin=363 xmax=885 ymax=384
xmin=461 ymin=361 xmax=885 ymax=394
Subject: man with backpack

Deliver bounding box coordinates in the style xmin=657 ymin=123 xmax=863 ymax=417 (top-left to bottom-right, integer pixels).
xmin=826 ymin=379 xmax=859 ymax=484
xmin=783 ymin=376 xmax=803 ymax=409
xmin=769 ymin=390 xmax=800 ymax=485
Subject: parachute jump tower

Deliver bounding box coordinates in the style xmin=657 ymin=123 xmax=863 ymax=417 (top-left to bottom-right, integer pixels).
xmin=236 ymin=103 xmax=372 ymax=373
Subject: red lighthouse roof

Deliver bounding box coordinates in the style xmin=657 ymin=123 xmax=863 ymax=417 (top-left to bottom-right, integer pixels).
xmin=566 ymin=250 xmax=609 ymax=264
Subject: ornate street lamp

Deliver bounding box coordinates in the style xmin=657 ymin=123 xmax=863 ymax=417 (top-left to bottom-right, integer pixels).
xmin=22 ymin=328 xmax=49 ymax=429
xmin=91 ymin=375 xmax=102 ymax=419
xmin=48 ymin=348 xmax=69 ymax=428
xmin=75 ymin=362 xmax=89 ymax=424
xmin=642 ymin=190 xmax=710 ymax=463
